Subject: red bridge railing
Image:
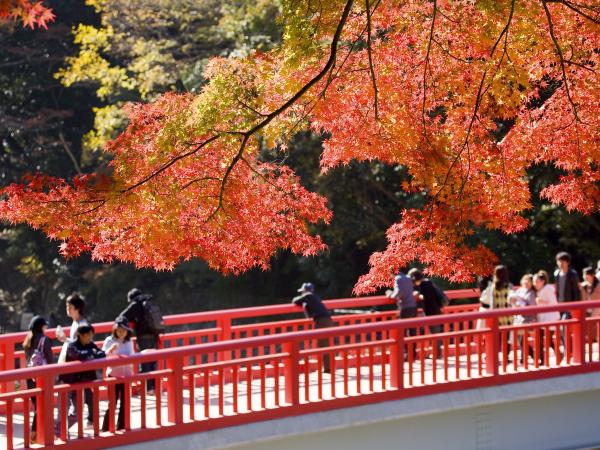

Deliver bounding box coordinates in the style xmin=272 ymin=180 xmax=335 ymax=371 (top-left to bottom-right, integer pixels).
xmin=0 ymin=289 xmax=480 ymax=393
xmin=1 ymin=298 xmax=599 ymax=449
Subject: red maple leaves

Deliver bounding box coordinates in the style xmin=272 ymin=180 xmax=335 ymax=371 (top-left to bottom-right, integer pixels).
xmin=1 ymin=0 xmax=598 ymax=291
xmin=0 ymin=0 xmax=55 ymax=29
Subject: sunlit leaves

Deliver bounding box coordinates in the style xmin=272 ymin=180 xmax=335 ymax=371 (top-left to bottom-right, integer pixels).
xmin=1 ymin=0 xmax=598 ymax=290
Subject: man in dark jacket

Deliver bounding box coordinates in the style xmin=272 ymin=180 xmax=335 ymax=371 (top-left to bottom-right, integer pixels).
xmin=118 ymin=288 xmax=159 ymax=391
xmin=554 ymin=251 xmax=581 ymax=320
xmin=292 ymin=282 xmax=334 ymax=372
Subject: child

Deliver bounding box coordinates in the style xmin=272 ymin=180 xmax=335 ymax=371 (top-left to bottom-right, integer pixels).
xmin=102 ymin=317 xmax=135 ymax=432
xmin=65 ymin=325 xmax=106 ymax=427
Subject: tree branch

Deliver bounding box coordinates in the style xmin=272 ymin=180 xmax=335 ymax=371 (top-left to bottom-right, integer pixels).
xmin=207 ymin=0 xmax=357 ymax=220
xmin=365 ymin=0 xmax=379 ymax=120
xmin=58 ymin=131 xmax=82 ymax=175
xmin=541 ymin=0 xmax=581 ymax=122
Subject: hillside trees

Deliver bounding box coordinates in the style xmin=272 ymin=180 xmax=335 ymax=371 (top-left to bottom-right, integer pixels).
xmin=1 ymin=0 xmax=598 ymax=293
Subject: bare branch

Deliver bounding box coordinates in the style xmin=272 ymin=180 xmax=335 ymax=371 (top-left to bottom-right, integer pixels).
xmin=541 ymin=0 xmax=581 ymax=121
xmin=366 ymin=0 xmax=379 ymax=120
xmin=552 ymin=0 xmax=600 ymax=24
xmin=207 ymin=0 xmax=357 ymax=220
xmin=58 ymin=131 xmax=82 ymax=175
xmin=120 ymin=135 xmax=220 ymax=194
xmin=421 ymin=0 xmax=438 ymax=138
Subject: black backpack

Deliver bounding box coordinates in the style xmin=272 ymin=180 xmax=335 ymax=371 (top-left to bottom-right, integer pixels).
xmin=433 ymin=284 xmax=450 ymax=307
xmin=142 ymin=298 xmax=165 ymax=334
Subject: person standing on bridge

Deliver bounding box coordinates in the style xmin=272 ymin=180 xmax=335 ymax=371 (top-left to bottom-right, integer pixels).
xmin=387 ymin=270 xmax=418 ymax=338
xmin=102 ymin=317 xmax=135 ymax=432
xmin=554 ymin=251 xmax=581 ymax=320
xmin=292 ymin=282 xmax=335 ymax=373
xmin=534 ymin=270 xmax=560 ymax=365
xmin=490 ymin=265 xmax=513 ymax=326
xmin=23 ymin=315 xmax=54 ymax=443
xmin=118 ymin=288 xmax=164 ymax=393
xmin=408 ymin=268 xmax=444 ymax=357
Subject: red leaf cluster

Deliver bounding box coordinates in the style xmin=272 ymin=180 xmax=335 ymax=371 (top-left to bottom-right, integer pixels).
xmin=0 ymin=0 xmax=55 ymax=29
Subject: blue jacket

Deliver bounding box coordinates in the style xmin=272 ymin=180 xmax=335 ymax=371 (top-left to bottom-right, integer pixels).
xmin=292 ymin=292 xmax=331 ymax=319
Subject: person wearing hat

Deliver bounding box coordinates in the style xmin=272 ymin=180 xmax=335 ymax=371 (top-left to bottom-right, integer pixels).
xmin=117 ymin=288 xmax=160 ymax=392
xmin=22 ymin=315 xmax=54 ymax=443
xmin=101 ymin=317 xmax=135 ymax=432
xmin=292 ymin=282 xmax=335 ymax=372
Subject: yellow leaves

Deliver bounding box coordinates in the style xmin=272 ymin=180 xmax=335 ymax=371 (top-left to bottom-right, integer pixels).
xmin=72 ymin=23 xmax=113 ymax=49
xmin=127 ymin=39 xmax=177 ymax=98
xmin=16 ymin=255 xmax=44 ymax=279
xmin=55 ymin=24 xmax=134 ymax=99
xmin=82 ymin=104 xmax=127 ymax=154
xmin=484 ymin=63 xmax=530 ymax=119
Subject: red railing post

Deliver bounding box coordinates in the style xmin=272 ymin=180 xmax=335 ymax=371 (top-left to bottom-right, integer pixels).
xmin=36 ymin=373 xmax=55 ymax=445
xmin=0 ymin=342 xmax=5 ymax=394
xmin=167 ymin=355 xmax=185 ymax=424
xmin=390 ymin=327 xmax=404 ymax=389
xmin=283 ymin=340 xmax=299 ymax=405
xmin=485 ymin=316 xmax=499 ymax=376
xmin=572 ymin=308 xmax=586 ymax=364
xmin=217 ymin=318 xmax=232 ymax=361
xmin=4 ymin=342 xmax=16 ymax=393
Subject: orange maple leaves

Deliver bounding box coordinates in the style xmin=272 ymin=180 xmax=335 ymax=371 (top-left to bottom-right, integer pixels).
xmin=0 ymin=93 xmax=332 ymax=272
xmin=1 ymin=0 xmax=598 ymax=291
xmin=0 ymin=0 xmax=54 ymax=28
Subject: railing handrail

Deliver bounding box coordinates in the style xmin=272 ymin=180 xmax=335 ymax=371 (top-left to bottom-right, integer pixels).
xmin=1 ymin=299 xmax=597 ymax=385
xmin=0 ymin=289 xmax=480 ymax=343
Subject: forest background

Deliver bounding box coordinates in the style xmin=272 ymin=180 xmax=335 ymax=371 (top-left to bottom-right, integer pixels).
xmin=0 ymin=0 xmax=598 ymax=331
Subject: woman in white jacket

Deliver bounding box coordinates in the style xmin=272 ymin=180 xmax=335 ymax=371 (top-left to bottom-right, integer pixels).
xmin=534 ymin=270 xmax=561 ymax=365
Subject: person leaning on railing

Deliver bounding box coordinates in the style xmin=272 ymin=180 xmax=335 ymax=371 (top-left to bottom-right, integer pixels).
xmin=408 ymin=268 xmax=444 ymax=357
xmin=292 ymin=282 xmax=335 ymax=373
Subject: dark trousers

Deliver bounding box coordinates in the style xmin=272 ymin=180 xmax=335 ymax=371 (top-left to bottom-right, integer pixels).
xmin=69 ymin=388 xmax=93 ymax=423
xmin=520 ymin=328 xmax=559 ymax=365
xmin=26 ymin=379 xmax=37 ymax=433
xmin=314 ymin=316 xmax=335 ymax=373
xmin=538 ymin=328 xmax=560 ymax=365
xmin=137 ymin=335 xmax=158 ymax=391
xmin=399 ymin=307 xmax=418 ymax=358
xmin=399 ymin=307 xmax=418 ymax=336
xmin=102 ymin=383 xmax=125 ymax=432
xmin=428 ymin=323 xmax=443 ymax=357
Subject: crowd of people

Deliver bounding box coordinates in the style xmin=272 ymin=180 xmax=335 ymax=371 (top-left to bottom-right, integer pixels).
xmin=21 ymin=288 xmax=162 ymax=442
xmin=384 ymin=251 xmax=600 ymax=362
xmin=19 ymin=252 xmax=600 ymax=442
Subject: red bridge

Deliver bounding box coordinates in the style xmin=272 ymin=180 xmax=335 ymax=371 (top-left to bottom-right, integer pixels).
xmin=1 ymin=290 xmax=599 ymax=449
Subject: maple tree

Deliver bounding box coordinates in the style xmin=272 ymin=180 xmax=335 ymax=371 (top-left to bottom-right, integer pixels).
xmin=0 ymin=0 xmax=54 ymax=28
xmin=1 ymin=0 xmax=598 ymax=293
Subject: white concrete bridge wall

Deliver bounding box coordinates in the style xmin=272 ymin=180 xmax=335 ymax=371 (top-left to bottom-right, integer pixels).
xmin=119 ymin=372 xmax=600 ymax=450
